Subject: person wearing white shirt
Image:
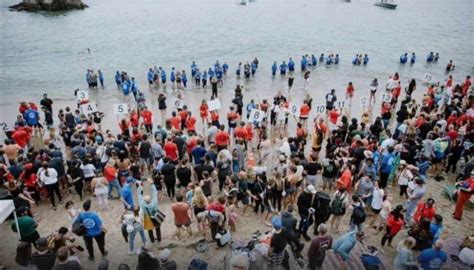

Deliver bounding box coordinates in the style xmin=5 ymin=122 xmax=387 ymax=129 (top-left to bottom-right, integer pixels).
xmin=81 ymin=160 xmax=97 ymax=193
xmin=397 ymin=161 xmax=414 ymax=198
xmin=38 ymin=162 xmax=62 ymax=210
xmin=368 ymin=181 xmax=385 ymax=228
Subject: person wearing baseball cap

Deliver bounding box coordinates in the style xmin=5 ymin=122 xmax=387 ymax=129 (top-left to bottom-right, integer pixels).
xmin=268 ymin=216 xmax=287 ymax=266
xmin=31 ymin=237 xmax=56 ymax=270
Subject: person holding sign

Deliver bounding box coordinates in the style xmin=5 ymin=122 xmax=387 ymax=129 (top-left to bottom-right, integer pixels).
xmin=140 ymin=106 xmax=153 ymax=134
xmin=325 ymin=89 xmax=337 ymax=112
xmin=299 ymin=102 xmax=311 ymax=129
xmin=227 ymin=106 xmax=240 ymax=135
xmin=215 ymin=125 xmax=230 ymax=151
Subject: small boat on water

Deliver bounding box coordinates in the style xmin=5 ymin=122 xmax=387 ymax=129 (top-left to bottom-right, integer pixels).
xmin=374 ymin=0 xmax=397 ymax=9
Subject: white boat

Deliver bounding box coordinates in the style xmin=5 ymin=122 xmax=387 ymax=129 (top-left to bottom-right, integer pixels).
xmin=375 ymin=0 xmax=397 ymax=9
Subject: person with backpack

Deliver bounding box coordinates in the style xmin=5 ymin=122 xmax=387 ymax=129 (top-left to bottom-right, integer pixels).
xmin=308 ymin=223 xmax=333 ymax=270
xmin=349 ymin=195 xmax=367 ymax=232
xmin=330 ymin=187 xmax=349 ymax=233
xmin=297 ymin=184 xmax=317 ymax=241
xmin=312 ymin=186 xmax=332 ymax=235
xmin=333 ymin=231 xmax=365 ymax=270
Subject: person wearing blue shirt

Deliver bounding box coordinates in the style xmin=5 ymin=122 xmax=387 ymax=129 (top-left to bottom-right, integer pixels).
xmin=311 ymin=54 xmax=317 ymax=66
xmin=333 ymin=231 xmax=365 ymax=268
xmin=191 ymin=140 xmax=207 ymax=165
xmin=24 ymin=108 xmax=40 ymax=127
xmin=319 ymin=53 xmax=325 ymax=62
xmin=363 ymin=54 xmax=369 ymax=65
xmin=98 ymin=70 xmax=104 ymax=88
xmin=427 ymin=52 xmax=434 ymax=63
xmin=326 ymin=55 xmax=333 ymax=65
xmin=202 ymin=71 xmax=208 ymax=87
xmin=410 ymin=53 xmax=416 ymax=64
xmin=279 ymin=61 xmax=287 ymax=75
xmin=288 ymin=58 xmax=295 ymax=72
xmin=352 ymin=54 xmax=359 ymax=65
xmin=222 ymin=63 xmax=229 ymax=74
xmin=251 ymin=62 xmax=257 ymax=75
xmin=246 ymin=100 xmax=257 ymax=119
xmin=208 ymin=68 xmax=215 ymax=79
xmin=400 ymin=53 xmax=408 ymax=64
xmin=334 ymin=54 xmax=340 ymax=64
xmin=130 ymin=77 xmax=138 ymax=100
xmin=271 ymin=61 xmax=277 ymax=76
xmin=182 ymin=71 xmax=188 ymax=88
xmin=380 ymin=147 xmax=395 ymax=188
xmin=236 ymin=63 xmax=242 ymax=77
xmin=147 ymin=68 xmax=154 ymax=87
xmin=191 ymin=61 xmax=197 ymax=78
xmin=195 ymin=69 xmax=201 ymax=86
xmin=418 ymin=240 xmax=447 ymax=270
xmin=160 ymin=68 xmax=167 ymax=84
xmin=301 ymin=56 xmax=307 ymax=71
xmin=170 ymin=68 xmax=176 ymax=84
xmin=80 ymin=199 xmax=108 ymax=261
xmin=121 ymin=177 xmax=135 ymax=210
xmin=115 ymin=71 xmax=122 ymax=87
xmin=430 ymin=215 xmax=443 ymax=242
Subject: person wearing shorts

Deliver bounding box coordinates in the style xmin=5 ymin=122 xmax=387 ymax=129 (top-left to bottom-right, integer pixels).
xmin=171 ymin=194 xmax=192 ymax=240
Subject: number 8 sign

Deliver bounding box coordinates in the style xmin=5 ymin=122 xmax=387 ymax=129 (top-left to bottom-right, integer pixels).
xmin=114 ymin=104 xmax=129 ymax=115
xmin=248 ymin=109 xmax=265 ymax=123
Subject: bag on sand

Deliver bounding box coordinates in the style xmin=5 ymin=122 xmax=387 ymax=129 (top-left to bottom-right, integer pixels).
xmin=216 ymin=228 xmax=232 ymax=247
xmin=188 ymin=258 xmax=208 ymax=270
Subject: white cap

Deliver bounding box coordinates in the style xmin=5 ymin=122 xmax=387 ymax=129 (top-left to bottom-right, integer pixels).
xmin=307 ymin=185 xmax=317 ymax=194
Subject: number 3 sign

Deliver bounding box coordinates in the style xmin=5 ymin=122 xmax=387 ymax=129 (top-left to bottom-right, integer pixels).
xmin=114 ymin=104 xmax=129 ymax=115
xmin=77 ymin=90 xmax=89 ymax=101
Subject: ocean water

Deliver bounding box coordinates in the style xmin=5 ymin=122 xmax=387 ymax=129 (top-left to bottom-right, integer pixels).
xmin=0 ymin=0 xmax=473 ymax=129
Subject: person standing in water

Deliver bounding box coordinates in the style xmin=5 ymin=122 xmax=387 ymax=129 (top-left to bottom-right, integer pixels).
xmin=288 ymin=73 xmax=295 ymax=90
xmin=98 ymin=70 xmax=104 ymax=88
xmin=272 ymin=61 xmax=277 ymax=77
xmin=202 ymin=70 xmax=208 ymax=88
xmin=279 ymin=61 xmax=287 ymax=76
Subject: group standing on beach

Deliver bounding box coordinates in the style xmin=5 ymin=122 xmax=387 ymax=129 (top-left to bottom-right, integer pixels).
xmin=2 ymin=50 xmax=474 ymax=270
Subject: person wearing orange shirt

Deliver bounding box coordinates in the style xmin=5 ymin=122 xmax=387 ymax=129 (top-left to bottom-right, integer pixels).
xmin=118 ymin=118 xmax=131 ymax=138
xmin=186 ymin=112 xmax=197 ymax=135
xmin=453 ymin=173 xmax=474 ymax=221
xmin=140 ymin=106 xmax=153 ymax=134
xmin=412 ymin=198 xmax=436 ymax=224
xmin=199 ymin=100 xmax=209 ymax=125
xmin=227 ymin=106 xmax=240 ymax=135
xmin=210 ymin=110 xmax=220 ymax=127
xmin=215 ymin=125 xmax=230 ymax=151
xmin=234 ymin=121 xmax=248 ymax=149
xmin=295 ymin=122 xmax=307 ymax=147
xmin=461 ymin=75 xmax=471 ymax=96
xmin=130 ymin=110 xmax=139 ymax=128
xmin=245 ymin=122 xmax=254 ymax=143
xmin=336 ymin=163 xmax=352 ymax=193
xmin=299 ymin=102 xmax=311 ymax=128
xmin=445 ymin=75 xmax=453 ymax=88
xmin=345 ymin=82 xmax=355 ymax=102
xmin=179 ymin=105 xmax=189 ymax=130
xmin=169 ymin=111 xmax=181 ymax=130
xmin=164 ymin=137 xmax=179 ymax=163
xmin=328 ymin=108 xmax=340 ymax=130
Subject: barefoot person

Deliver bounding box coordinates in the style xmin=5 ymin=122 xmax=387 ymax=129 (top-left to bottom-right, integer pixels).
xmin=171 ymin=193 xmax=192 ymax=240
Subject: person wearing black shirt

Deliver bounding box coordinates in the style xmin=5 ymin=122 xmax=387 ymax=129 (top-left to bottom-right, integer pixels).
xmin=31 ymin=238 xmax=56 ymax=270
xmin=268 ymin=216 xmax=288 ymax=267
xmin=40 ymin=93 xmax=53 ymax=114
xmin=297 ymin=185 xmax=316 ymax=241
xmin=304 ymin=154 xmax=322 ymax=187
xmin=160 ymin=158 xmax=176 ymax=199
xmin=176 ymin=159 xmax=192 ymax=188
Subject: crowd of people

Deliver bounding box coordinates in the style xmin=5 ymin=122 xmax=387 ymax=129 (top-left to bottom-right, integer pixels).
xmin=1 ymin=57 xmax=473 ymax=270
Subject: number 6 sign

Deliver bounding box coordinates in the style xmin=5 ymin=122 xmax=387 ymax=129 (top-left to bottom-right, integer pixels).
xmin=173 ymin=99 xmax=185 ymax=109
xmin=114 ymin=104 xmax=129 ymax=115
xmin=248 ymin=109 xmax=265 ymax=123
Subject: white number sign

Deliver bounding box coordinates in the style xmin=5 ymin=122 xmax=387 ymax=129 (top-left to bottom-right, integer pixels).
xmin=77 ymin=90 xmax=89 ymax=101
xmin=337 ymin=101 xmax=345 ymax=109
xmin=423 ymin=73 xmax=435 ymax=84
xmin=80 ymin=102 xmax=98 ymax=115
xmin=360 ymin=96 xmax=369 ymax=106
xmin=248 ymin=109 xmax=265 ymax=123
xmin=278 ymin=108 xmax=288 ymax=121
xmin=315 ymin=104 xmax=325 ymax=114
xmin=288 ymin=103 xmax=300 ymax=117
xmin=382 ymin=93 xmax=393 ymax=103
xmin=207 ymin=99 xmax=221 ymax=111
xmin=173 ymin=98 xmax=185 ymax=109
xmin=113 ymin=103 xmax=129 ymax=115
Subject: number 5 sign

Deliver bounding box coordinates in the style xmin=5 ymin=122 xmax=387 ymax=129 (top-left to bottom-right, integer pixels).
xmin=80 ymin=102 xmax=98 ymax=115
xmin=114 ymin=104 xmax=129 ymax=115
xmin=248 ymin=109 xmax=265 ymax=123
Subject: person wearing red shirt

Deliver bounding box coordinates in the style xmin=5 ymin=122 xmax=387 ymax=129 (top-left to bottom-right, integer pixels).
xmin=215 ymin=125 xmax=230 ymax=151
xmin=413 ymin=198 xmax=436 ymax=224
xmin=245 ymin=122 xmax=253 ymax=142
xmin=186 ymin=136 xmax=198 ymax=155
xmin=179 ymin=106 xmax=189 ymax=130
xmin=118 ymin=118 xmax=130 ymax=138
xmin=336 ymin=164 xmax=352 ymax=193
xmin=461 ymin=75 xmax=471 ymax=96
xmin=328 ymin=108 xmax=340 ymax=125
xmin=169 ymin=111 xmax=181 ymax=130
xmin=199 ymin=100 xmax=209 ymax=125
xmin=381 ymin=206 xmax=405 ymax=247
xmin=19 ymin=163 xmax=40 ymax=202
xmin=185 ymin=112 xmax=197 ymax=135
xmin=345 ymin=82 xmax=355 ymax=101
xmin=11 ymin=126 xmax=29 ymax=148
xmin=210 ymin=111 xmax=220 ymax=127
xmin=445 ymin=75 xmax=453 ymax=88
xmin=130 ymin=128 xmax=142 ymax=144
xmin=447 ymin=125 xmax=458 ymax=141
xmin=164 ymin=137 xmax=179 ymax=162
xmin=140 ymin=106 xmax=153 ymax=134
xmin=227 ymin=106 xmax=240 ymax=134
xmin=234 ymin=121 xmax=248 ymax=142
xmin=299 ymin=102 xmax=311 ymax=128
xmin=453 ymin=174 xmax=474 ymax=221
xmin=129 ymin=110 xmax=139 ymax=128
xmin=446 ymin=112 xmax=458 ymax=127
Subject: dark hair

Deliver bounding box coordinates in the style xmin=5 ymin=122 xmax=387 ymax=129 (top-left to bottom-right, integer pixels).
xmin=137 ymin=250 xmax=159 ymax=270
xmin=56 ymin=246 xmax=69 ymax=262
xmin=176 ymin=193 xmax=184 ymax=202
xmin=83 ymin=199 xmax=92 ymax=211
xmin=15 ymin=242 xmax=32 ymax=266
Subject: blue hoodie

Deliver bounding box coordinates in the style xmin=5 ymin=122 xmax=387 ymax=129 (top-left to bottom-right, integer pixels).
xmin=333 ymin=231 xmax=357 ymax=261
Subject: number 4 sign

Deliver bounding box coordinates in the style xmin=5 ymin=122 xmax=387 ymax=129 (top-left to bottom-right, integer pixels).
xmin=113 ymin=103 xmax=129 ymax=115
xmin=248 ymin=109 xmax=265 ymax=123
xmin=80 ymin=102 xmax=98 ymax=115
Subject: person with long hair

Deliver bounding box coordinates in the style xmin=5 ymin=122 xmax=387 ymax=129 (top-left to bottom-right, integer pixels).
xmin=38 ymin=162 xmax=62 ymax=210
xmin=138 ymin=178 xmax=161 ymax=244
xmin=122 ymin=206 xmax=147 ymax=255
xmin=393 ymin=237 xmax=418 ymax=270
xmin=192 ymin=187 xmax=208 ymax=235
xmin=381 ymin=205 xmax=405 ymax=247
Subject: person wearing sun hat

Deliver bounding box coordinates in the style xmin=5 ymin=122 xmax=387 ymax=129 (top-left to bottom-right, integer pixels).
xmin=268 ymin=216 xmax=287 ymax=267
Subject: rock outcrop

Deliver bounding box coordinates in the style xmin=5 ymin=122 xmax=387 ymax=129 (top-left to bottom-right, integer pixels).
xmin=10 ymin=0 xmax=88 ymax=12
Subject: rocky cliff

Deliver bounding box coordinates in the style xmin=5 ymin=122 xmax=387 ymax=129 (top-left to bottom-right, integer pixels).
xmin=10 ymin=0 xmax=88 ymax=12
